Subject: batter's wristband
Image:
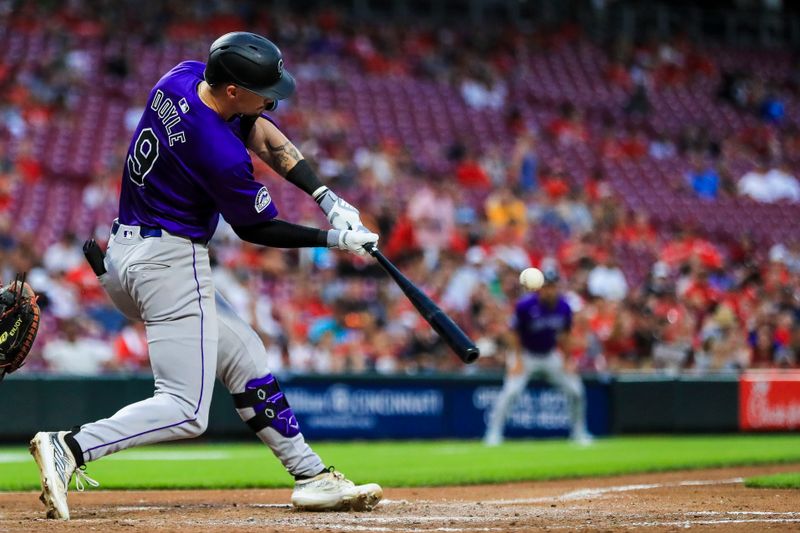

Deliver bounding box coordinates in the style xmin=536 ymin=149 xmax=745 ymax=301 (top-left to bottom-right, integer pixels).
xmin=285 ymin=159 xmax=324 ymax=196
xmin=312 ymin=186 xmax=329 ymax=203
xmin=326 ymin=230 xmax=341 ymax=248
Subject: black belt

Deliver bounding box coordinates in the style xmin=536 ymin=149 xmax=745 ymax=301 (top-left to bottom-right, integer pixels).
xmin=112 ymin=220 xmax=206 ymax=245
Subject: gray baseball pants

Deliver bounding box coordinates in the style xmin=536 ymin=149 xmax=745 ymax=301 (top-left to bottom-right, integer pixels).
xmin=485 ymin=350 xmax=588 ymax=440
xmin=71 ymin=223 xmax=324 ymax=477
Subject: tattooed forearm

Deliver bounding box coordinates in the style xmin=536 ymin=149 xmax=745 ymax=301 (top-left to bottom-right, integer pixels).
xmin=266 ymin=140 xmax=303 ymax=175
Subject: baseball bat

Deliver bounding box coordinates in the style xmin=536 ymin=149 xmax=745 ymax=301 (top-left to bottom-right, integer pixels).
xmin=364 ymin=244 xmax=480 ymax=364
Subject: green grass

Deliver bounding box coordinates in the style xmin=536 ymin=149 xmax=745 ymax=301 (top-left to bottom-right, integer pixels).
xmin=3 ymin=435 xmax=800 ymax=491
xmin=746 ymin=472 xmax=800 ymax=489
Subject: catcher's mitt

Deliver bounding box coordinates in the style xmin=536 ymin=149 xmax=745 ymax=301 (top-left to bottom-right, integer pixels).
xmin=0 ymin=274 xmax=40 ymax=381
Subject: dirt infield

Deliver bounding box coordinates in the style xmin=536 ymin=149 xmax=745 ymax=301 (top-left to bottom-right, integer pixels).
xmin=1 ymin=464 xmax=799 ymax=532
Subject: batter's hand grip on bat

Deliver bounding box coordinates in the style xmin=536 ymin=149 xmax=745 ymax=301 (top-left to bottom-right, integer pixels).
xmin=364 ymin=243 xmax=480 ymax=364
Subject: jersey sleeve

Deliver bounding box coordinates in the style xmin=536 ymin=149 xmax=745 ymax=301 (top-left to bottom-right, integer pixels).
xmin=205 ymin=161 xmax=279 ymax=227
xmin=562 ymin=302 xmax=573 ymax=332
xmin=512 ymin=301 xmax=526 ymax=335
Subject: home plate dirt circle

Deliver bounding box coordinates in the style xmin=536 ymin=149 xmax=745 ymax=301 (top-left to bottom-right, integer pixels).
xmin=1 ymin=465 xmax=798 ymax=532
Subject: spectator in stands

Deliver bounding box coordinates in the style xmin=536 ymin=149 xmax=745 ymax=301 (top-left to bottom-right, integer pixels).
xmin=615 ymin=211 xmax=657 ymax=249
xmin=42 ymin=232 xmax=84 ymax=274
xmin=547 ymin=103 xmax=589 ymax=146
xmin=643 ymin=261 xmax=672 ymax=298
xmin=441 ymin=246 xmax=487 ymax=314
xmin=749 ymin=321 xmax=779 ymax=368
xmin=651 ymin=286 xmax=695 ymax=373
xmin=587 ymin=253 xmax=628 ymax=301
xmin=39 ymin=270 xmax=81 ymax=320
xmin=765 ymin=163 xmax=800 ymax=203
xmin=696 ymin=304 xmax=750 ymax=372
xmin=0 ymin=102 xmax=27 ymax=138
xmin=759 ymin=86 xmax=785 ymax=124
xmin=0 ymin=144 xmax=16 ymax=211
xmin=509 ymin=133 xmax=539 ymax=192
xmin=739 ymin=160 xmax=800 ymax=203
xmin=42 ymin=319 xmax=113 ymax=375
xmin=584 ymin=167 xmax=613 ymax=202
xmin=555 ymin=188 xmax=594 ymax=237
xmin=682 ymin=267 xmax=721 ymax=314
xmin=649 ymin=133 xmax=677 ymax=160
xmin=540 ymin=163 xmax=571 ymax=202
xmin=480 ymin=145 xmax=507 ymax=187
xmin=460 ymin=68 xmax=507 ymax=111
xmin=624 ymin=80 xmax=651 ymax=116
xmin=15 ymin=140 xmax=43 ymax=183
xmin=354 ymin=141 xmax=397 ymax=187
xmin=124 ymin=95 xmax=148 ymax=132
xmin=718 ymin=71 xmax=751 ymax=109
xmin=454 ymin=149 xmax=492 ymax=189
xmin=485 ymin=186 xmax=527 ymax=238
xmin=111 ymin=320 xmax=149 ymax=371
xmin=686 ymin=157 xmax=720 ymax=200
xmin=407 ymin=177 xmax=456 ymax=262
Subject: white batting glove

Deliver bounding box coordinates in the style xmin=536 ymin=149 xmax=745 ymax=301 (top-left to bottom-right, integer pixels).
xmin=327 ymin=229 xmax=379 ymax=256
xmin=313 ymin=186 xmax=364 ymax=231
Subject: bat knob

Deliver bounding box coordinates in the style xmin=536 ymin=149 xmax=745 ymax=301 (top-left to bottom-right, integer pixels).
xmin=463 ymin=346 xmax=480 ymax=364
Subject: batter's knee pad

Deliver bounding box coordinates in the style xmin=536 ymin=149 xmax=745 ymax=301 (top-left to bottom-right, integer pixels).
xmin=232 ymin=374 xmax=300 ymax=438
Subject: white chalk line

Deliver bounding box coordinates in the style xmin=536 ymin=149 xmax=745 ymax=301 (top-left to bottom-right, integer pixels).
xmin=690 ymin=511 xmax=800 ymax=516
xmin=627 ymin=518 xmax=800 ymax=527
xmin=247 ymin=503 xmax=293 ymax=508
xmin=116 ymin=506 xmax=171 ymax=512
xmin=482 ymin=477 xmax=744 ymax=505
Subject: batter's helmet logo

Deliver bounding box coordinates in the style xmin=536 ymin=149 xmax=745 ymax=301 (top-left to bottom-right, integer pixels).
xmin=277 ymin=58 xmax=284 ymax=77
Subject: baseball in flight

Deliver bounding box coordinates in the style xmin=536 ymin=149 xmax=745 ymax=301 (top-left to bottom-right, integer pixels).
xmin=519 ymin=267 xmax=545 ymax=291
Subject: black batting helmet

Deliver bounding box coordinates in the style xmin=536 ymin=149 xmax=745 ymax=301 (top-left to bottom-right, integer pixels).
xmin=204 ymin=32 xmax=295 ymax=109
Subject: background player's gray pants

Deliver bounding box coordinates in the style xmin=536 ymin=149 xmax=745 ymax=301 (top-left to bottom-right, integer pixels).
xmin=72 ymin=225 xmax=323 ymax=478
xmin=485 ymin=350 xmax=588 ymax=440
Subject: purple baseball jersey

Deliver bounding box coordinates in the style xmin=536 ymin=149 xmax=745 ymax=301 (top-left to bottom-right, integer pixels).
xmin=513 ymin=294 xmax=573 ymax=355
xmin=119 ymin=61 xmax=278 ymax=241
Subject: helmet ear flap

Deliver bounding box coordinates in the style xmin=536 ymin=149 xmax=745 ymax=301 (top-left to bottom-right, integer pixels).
xmin=266 ymin=100 xmax=278 ymax=111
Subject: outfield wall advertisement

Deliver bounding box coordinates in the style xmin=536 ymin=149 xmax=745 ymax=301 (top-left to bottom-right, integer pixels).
xmin=1 ymin=373 xmax=768 ymax=441
xmin=739 ymin=371 xmax=800 ymax=431
xmin=282 ymin=378 xmax=610 ymax=440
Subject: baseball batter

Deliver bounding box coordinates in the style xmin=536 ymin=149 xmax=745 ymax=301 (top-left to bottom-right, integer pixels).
xmin=30 ymin=32 xmax=382 ymax=519
xmin=483 ymin=270 xmax=592 ymax=446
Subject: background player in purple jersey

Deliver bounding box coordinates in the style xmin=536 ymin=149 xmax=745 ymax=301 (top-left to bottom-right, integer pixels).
xmin=483 ymin=269 xmax=593 ymax=447
xmin=29 ymin=32 xmax=382 ymax=519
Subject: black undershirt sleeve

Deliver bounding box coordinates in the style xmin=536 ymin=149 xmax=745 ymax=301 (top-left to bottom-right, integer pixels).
xmin=233 ymin=219 xmax=328 ymax=248
xmin=285 ymin=159 xmax=324 ymax=196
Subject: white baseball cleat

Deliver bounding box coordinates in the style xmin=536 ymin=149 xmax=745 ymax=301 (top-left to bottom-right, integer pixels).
xmin=29 ymin=431 xmax=98 ymax=520
xmin=570 ymin=431 xmax=595 ymax=447
xmin=291 ymin=467 xmax=382 ymax=511
xmin=483 ymin=431 xmax=503 ymax=447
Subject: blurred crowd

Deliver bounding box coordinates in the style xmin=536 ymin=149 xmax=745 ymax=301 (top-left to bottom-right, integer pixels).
xmin=1 ymin=1 xmax=799 ymax=376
